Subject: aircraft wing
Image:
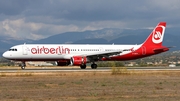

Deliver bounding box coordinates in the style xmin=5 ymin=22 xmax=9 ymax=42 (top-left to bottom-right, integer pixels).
xmin=79 ymin=49 xmax=131 ymax=60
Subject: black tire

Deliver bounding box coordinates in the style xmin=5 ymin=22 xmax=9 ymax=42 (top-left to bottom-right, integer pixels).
xmin=91 ymin=64 xmax=97 ymax=69
xmin=80 ymin=65 xmax=86 ymax=69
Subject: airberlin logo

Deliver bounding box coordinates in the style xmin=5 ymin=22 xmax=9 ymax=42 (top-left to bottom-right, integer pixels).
xmin=152 ymin=26 xmax=165 ymax=44
xmin=31 ymin=46 xmax=70 ymax=54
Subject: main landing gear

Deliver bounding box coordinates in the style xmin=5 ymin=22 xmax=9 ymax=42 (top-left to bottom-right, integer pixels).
xmin=80 ymin=64 xmax=86 ymax=69
xmin=80 ymin=63 xmax=97 ymax=69
xmin=91 ymin=61 xmax=97 ymax=69
xmin=91 ymin=64 xmax=97 ymax=69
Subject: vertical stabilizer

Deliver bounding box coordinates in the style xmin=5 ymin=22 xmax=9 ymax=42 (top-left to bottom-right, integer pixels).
xmin=142 ymin=22 xmax=166 ymax=46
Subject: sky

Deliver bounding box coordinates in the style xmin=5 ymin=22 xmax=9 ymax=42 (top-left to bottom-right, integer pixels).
xmin=0 ymin=0 xmax=180 ymax=40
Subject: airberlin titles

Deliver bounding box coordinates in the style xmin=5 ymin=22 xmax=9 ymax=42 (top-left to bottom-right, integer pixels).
xmin=31 ymin=46 xmax=70 ymax=54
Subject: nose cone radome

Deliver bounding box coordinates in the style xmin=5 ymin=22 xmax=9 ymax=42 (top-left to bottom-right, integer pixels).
xmin=2 ymin=51 xmax=10 ymax=58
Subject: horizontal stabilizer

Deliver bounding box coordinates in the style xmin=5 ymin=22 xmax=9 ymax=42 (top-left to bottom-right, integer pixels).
xmin=153 ymin=47 xmax=169 ymax=53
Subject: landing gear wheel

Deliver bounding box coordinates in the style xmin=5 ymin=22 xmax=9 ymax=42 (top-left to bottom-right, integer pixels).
xmin=21 ymin=62 xmax=26 ymax=70
xmin=80 ymin=65 xmax=86 ymax=69
xmin=91 ymin=64 xmax=97 ymax=69
xmin=21 ymin=66 xmax=25 ymax=70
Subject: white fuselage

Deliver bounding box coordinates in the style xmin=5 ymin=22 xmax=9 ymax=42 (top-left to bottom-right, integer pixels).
xmin=3 ymin=44 xmax=141 ymax=60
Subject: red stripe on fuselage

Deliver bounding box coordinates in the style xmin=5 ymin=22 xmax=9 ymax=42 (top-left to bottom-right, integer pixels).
xmin=102 ymin=45 xmax=169 ymax=61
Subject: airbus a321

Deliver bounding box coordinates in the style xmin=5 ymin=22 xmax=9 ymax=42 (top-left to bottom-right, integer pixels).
xmin=2 ymin=22 xmax=169 ymax=69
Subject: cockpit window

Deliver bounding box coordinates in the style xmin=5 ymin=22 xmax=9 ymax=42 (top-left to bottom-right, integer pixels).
xmin=9 ymin=48 xmax=17 ymax=51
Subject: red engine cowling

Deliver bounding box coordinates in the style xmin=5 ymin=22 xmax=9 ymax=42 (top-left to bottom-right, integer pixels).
xmin=70 ymin=56 xmax=87 ymax=66
xmin=56 ymin=59 xmax=70 ymax=66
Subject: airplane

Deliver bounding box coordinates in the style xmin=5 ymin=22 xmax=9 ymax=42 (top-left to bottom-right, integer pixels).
xmin=2 ymin=22 xmax=169 ymax=69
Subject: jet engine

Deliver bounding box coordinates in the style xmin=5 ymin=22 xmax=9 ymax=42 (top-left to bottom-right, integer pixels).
xmin=70 ymin=56 xmax=88 ymax=66
xmin=55 ymin=59 xmax=70 ymax=66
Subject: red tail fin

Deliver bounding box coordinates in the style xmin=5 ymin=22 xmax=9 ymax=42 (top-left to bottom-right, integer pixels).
xmin=143 ymin=22 xmax=166 ymax=46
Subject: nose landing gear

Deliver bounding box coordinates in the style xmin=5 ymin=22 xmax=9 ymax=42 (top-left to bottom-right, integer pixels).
xmin=21 ymin=61 xmax=26 ymax=70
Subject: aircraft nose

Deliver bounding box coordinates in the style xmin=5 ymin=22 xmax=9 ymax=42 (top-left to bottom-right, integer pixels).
xmin=2 ymin=52 xmax=6 ymax=58
xmin=2 ymin=51 xmax=10 ymax=58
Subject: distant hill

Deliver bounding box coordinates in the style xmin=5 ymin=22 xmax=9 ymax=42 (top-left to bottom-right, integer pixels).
xmin=0 ymin=27 xmax=180 ymax=56
xmin=32 ymin=28 xmax=123 ymax=44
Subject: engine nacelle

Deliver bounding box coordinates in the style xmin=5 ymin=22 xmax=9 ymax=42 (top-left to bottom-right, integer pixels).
xmin=56 ymin=59 xmax=70 ymax=66
xmin=70 ymin=56 xmax=88 ymax=66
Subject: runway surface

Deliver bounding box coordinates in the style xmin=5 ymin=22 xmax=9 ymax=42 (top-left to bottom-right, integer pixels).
xmin=1 ymin=66 xmax=180 ymax=73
